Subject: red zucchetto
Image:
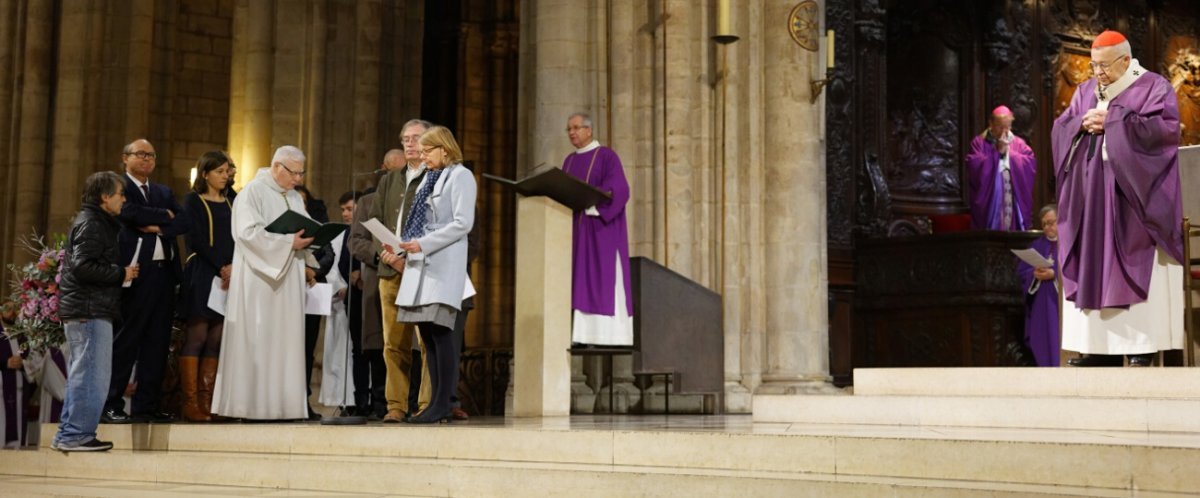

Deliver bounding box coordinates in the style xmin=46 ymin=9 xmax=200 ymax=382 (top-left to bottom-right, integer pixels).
xmin=1091 ymin=30 xmax=1126 ymax=48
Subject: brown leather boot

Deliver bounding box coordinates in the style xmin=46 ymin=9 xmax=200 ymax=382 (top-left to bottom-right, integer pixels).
xmin=179 ymin=356 xmax=211 ymax=422
xmin=200 ymin=357 xmax=225 ymax=421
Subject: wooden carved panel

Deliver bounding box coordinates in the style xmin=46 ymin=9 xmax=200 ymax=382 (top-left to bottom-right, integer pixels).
xmin=1167 ymin=38 xmax=1200 ymax=146
xmin=1053 ymin=49 xmax=1092 ymax=118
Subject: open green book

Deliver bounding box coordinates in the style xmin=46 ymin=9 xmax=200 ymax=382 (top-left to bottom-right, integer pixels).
xmin=264 ymin=210 xmax=348 ymax=251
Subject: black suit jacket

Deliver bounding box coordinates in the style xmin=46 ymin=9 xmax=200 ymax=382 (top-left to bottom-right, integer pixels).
xmin=118 ymin=174 xmax=191 ymax=284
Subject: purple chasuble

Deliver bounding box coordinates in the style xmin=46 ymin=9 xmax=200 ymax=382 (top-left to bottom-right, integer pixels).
xmin=562 ymin=146 xmax=633 ymax=316
xmin=1017 ymin=236 xmax=1060 ymax=366
xmin=1052 ymin=72 xmax=1184 ymax=310
xmin=965 ymin=133 xmax=1037 ymax=231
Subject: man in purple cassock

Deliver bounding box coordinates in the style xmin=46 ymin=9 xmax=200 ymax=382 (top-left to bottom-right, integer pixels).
xmin=1052 ymin=30 xmax=1185 ymax=367
xmin=965 ymin=105 xmax=1037 ymax=231
xmin=561 ymin=112 xmax=634 ymax=346
xmin=1017 ymin=205 xmax=1060 ymax=367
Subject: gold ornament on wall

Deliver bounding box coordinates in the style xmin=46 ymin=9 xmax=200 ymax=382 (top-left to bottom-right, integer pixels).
xmin=789 ymin=1 xmax=820 ymax=51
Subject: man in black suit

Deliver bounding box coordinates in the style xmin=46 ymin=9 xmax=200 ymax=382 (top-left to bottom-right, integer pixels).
xmin=102 ymin=139 xmax=190 ymax=423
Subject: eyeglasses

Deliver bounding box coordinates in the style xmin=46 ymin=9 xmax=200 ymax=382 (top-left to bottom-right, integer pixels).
xmin=566 ymin=125 xmax=590 ymax=132
xmin=401 ymin=135 xmax=422 ymax=145
xmin=125 ymin=151 xmax=157 ymax=160
xmin=1088 ymin=55 xmax=1125 ymax=71
xmin=421 ymin=146 xmax=441 ymax=155
xmin=276 ymin=162 xmax=306 ymax=177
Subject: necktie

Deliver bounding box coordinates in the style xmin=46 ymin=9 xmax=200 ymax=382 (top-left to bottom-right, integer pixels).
xmin=401 ymin=169 xmax=443 ymax=241
xmin=141 ymin=184 xmax=150 ymax=201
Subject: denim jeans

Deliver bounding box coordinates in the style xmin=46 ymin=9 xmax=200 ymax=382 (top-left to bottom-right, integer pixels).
xmin=54 ymin=318 xmax=113 ymax=447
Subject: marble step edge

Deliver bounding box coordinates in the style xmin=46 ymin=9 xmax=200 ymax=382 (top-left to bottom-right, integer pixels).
xmin=3 ymin=435 xmax=1198 ymax=496
xmin=753 ymin=393 xmax=1200 ymax=433
xmin=0 ymin=467 xmax=1170 ymax=498
xmin=852 ymin=367 xmax=1200 ymax=399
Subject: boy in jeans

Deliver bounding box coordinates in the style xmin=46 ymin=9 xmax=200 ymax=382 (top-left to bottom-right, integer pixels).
xmin=53 ymin=171 xmax=139 ymax=451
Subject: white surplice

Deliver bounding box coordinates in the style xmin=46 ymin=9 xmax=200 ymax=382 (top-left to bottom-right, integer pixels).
xmin=211 ymin=168 xmax=310 ymax=420
xmin=318 ymin=233 xmax=354 ymax=407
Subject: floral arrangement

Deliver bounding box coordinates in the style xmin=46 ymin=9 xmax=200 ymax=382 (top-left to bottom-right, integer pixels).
xmin=3 ymin=232 xmax=66 ymax=353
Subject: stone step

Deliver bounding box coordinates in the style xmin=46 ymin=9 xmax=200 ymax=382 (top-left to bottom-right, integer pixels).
xmin=4 ymin=419 xmax=1199 ymax=496
xmin=853 ymin=368 xmax=1200 ymax=399
xmin=754 ymin=393 xmax=1200 ymax=433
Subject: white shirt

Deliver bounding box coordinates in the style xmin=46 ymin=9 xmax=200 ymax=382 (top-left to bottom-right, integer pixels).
xmin=126 ymin=173 xmax=166 ymax=261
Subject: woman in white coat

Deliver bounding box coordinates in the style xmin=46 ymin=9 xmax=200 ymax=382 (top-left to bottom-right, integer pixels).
xmin=380 ymin=125 xmax=476 ymax=424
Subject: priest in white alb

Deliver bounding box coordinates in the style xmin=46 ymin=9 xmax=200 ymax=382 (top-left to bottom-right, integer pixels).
xmin=211 ymin=146 xmax=315 ymax=419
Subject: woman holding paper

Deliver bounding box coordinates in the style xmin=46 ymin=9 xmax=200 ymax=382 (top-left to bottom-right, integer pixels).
xmin=380 ymin=126 xmax=475 ymax=424
xmin=179 ymin=151 xmax=236 ymax=421
xmin=1017 ymin=204 xmax=1060 ymax=366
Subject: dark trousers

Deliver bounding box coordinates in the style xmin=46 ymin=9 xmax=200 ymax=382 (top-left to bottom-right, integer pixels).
xmin=362 ymin=349 xmax=387 ymax=416
xmin=408 ymin=307 xmax=468 ymax=412
xmin=346 ymin=287 xmax=368 ymax=409
xmin=304 ymin=314 xmax=321 ymax=405
xmin=105 ymin=262 xmax=174 ymax=415
xmin=416 ymin=320 xmax=460 ymax=418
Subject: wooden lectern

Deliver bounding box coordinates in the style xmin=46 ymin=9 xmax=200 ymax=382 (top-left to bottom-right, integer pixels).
xmin=484 ymin=167 xmax=610 ymax=417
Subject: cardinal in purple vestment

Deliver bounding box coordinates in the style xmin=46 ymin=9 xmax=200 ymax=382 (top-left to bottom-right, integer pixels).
xmin=965 ymin=105 xmax=1037 ymax=231
xmin=1017 ymin=205 xmax=1060 ymax=367
xmin=1051 ymin=31 xmax=1185 ymax=366
xmin=562 ymin=113 xmax=634 ymax=346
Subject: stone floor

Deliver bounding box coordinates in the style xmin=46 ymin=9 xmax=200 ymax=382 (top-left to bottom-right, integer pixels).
xmin=3 ymin=415 xmax=1200 ymax=497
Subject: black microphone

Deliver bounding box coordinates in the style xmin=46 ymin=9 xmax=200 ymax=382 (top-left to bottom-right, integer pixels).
xmin=354 ymin=168 xmax=386 ymax=176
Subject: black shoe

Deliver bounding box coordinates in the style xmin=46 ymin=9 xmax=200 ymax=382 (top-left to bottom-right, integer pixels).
xmin=406 ymin=410 xmax=451 ymax=424
xmin=307 ymin=408 xmax=321 ymax=421
xmin=100 ymin=409 xmax=133 ymax=424
xmin=57 ymin=438 xmax=114 ymax=452
xmin=1067 ymin=354 xmax=1123 ymax=367
xmin=132 ymin=411 xmax=174 ymax=423
xmin=1128 ymin=354 xmax=1155 ymax=367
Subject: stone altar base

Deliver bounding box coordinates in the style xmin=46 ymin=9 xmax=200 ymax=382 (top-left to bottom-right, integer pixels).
xmin=1 ymin=406 xmax=1198 ymax=496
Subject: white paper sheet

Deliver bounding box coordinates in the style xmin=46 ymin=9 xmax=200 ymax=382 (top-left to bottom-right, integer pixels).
xmin=1011 ymin=248 xmax=1053 ymax=268
xmin=122 ymin=239 xmax=143 ymax=288
xmin=206 ymin=276 xmax=227 ymax=315
xmin=305 ymin=282 xmax=333 ymax=316
xmin=361 ymin=217 xmax=403 ymax=252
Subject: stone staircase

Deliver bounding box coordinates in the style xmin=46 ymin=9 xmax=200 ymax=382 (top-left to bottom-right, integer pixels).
xmin=2 ymin=368 xmax=1199 ymax=496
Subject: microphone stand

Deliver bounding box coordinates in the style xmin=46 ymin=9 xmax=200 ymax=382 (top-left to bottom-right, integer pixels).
xmin=321 ymin=169 xmax=381 ymax=426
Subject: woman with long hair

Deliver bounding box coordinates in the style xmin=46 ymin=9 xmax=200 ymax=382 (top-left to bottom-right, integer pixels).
xmin=179 ymin=151 xmax=236 ymax=422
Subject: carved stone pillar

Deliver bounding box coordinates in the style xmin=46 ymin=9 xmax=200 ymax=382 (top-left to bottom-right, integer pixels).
xmin=755 ymin=0 xmax=835 ymax=395
xmin=229 ymin=0 xmax=274 ymax=181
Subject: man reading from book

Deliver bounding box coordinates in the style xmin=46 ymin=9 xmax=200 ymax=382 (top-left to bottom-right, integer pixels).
xmin=211 ymin=146 xmax=315 ymax=420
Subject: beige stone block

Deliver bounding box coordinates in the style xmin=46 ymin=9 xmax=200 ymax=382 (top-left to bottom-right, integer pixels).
xmin=1132 ymin=445 xmax=1200 ymax=493
xmin=613 ymin=431 xmax=835 ymax=474
xmin=512 ymin=196 xmax=573 ymax=417
xmin=440 ymin=427 xmax=613 ymax=464
xmin=154 ymin=451 xmax=290 ymax=488
xmin=188 ymin=13 xmax=231 ymax=37
xmin=182 ymin=53 xmax=226 ymax=73
xmin=1146 ymin=399 xmax=1200 ymax=432
xmin=164 ymin=424 xmax=294 ymax=453
xmin=836 ymin=437 xmax=1132 ymax=489
xmin=176 ymin=31 xmax=213 ymax=54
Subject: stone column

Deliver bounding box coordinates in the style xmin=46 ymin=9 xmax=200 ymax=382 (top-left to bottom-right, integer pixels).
xmin=240 ymin=0 xmax=274 ymax=175
xmin=755 ymin=0 xmax=835 ymax=395
xmin=517 ymin=0 xmax=588 ymax=175
xmin=1 ymin=0 xmax=54 ymax=277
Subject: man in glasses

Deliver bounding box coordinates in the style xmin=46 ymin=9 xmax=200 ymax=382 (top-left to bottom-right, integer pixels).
xmin=211 ymin=146 xmax=316 ymax=420
xmin=965 ymin=105 xmax=1037 ymax=231
xmin=1052 ymin=30 xmax=1185 ymax=367
xmin=102 ymin=139 xmax=190 ymax=424
xmin=366 ymin=119 xmax=433 ymax=423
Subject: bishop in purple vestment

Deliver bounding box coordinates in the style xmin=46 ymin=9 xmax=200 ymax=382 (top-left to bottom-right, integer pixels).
xmin=1017 ymin=205 xmax=1060 ymax=367
xmin=965 ymin=105 xmax=1037 ymax=231
xmin=1051 ymin=31 xmax=1185 ymax=366
xmin=562 ymin=113 xmax=634 ymax=346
